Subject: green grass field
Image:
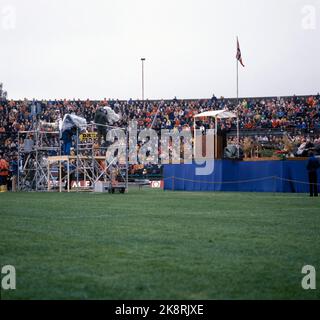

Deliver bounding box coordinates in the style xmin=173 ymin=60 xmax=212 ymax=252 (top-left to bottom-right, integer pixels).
xmin=1 ymin=189 xmax=320 ymax=300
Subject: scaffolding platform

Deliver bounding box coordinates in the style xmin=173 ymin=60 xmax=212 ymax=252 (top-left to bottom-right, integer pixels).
xmin=18 ymin=121 xmax=129 ymax=193
xmin=47 ymin=154 xmax=128 ymax=193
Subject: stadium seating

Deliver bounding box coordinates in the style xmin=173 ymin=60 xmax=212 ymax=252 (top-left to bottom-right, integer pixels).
xmin=0 ymin=95 xmax=319 ymax=182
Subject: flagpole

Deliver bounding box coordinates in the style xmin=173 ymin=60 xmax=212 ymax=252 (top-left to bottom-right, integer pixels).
xmin=236 ymin=37 xmax=240 ymax=158
xmin=236 ymin=37 xmax=239 ymax=104
xmin=237 ymin=113 xmax=240 ymax=159
xmin=237 ymin=60 xmax=239 ymax=103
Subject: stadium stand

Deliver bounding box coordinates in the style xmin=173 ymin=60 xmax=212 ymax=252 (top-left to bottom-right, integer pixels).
xmin=0 ymin=94 xmax=320 ymax=188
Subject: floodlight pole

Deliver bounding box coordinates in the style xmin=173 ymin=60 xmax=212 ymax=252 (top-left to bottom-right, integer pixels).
xmin=141 ymin=58 xmax=146 ymax=101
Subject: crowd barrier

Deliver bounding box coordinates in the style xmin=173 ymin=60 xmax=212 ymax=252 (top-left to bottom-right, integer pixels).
xmin=163 ymin=160 xmax=320 ymax=193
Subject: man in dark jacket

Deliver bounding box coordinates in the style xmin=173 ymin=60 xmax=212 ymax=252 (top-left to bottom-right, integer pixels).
xmin=61 ymin=128 xmax=73 ymax=155
xmin=94 ymin=107 xmax=108 ymax=145
xmin=306 ymin=152 xmax=320 ymax=197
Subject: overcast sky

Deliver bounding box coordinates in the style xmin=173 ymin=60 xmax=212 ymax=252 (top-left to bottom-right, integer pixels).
xmin=0 ymin=0 xmax=319 ymax=100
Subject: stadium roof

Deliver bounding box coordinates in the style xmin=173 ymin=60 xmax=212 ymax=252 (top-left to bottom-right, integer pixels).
xmin=194 ymin=110 xmax=237 ymax=119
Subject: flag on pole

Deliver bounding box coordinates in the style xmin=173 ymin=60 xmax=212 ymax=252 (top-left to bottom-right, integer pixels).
xmin=236 ymin=37 xmax=245 ymax=67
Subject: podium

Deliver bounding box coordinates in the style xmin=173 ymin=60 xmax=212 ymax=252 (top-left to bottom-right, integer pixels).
xmin=195 ymin=129 xmax=227 ymax=159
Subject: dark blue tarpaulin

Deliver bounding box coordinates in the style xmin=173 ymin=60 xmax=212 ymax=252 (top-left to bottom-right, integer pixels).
xmin=163 ymin=160 xmax=320 ymax=193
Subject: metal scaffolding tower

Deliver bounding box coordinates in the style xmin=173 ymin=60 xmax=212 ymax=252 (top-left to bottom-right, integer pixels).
xmin=17 ymin=129 xmax=61 ymax=191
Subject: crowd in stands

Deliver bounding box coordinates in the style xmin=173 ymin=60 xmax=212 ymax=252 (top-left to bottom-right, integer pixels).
xmin=228 ymin=134 xmax=320 ymax=158
xmin=1 ymin=94 xmax=320 ymax=135
xmin=1 ymin=94 xmax=320 ymax=182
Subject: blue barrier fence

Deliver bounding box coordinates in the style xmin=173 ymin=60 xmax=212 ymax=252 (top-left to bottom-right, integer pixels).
xmin=163 ymin=160 xmax=320 ymax=193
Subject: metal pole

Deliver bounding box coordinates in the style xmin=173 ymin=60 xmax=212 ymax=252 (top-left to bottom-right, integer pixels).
xmin=236 ymin=37 xmax=240 ymax=159
xmin=142 ymin=60 xmax=144 ymax=101
xmin=91 ymin=133 xmax=95 ymax=190
xmin=67 ymin=158 xmax=70 ymax=193
xmin=18 ymin=131 xmax=20 ymax=191
xmin=59 ymin=160 xmax=62 ymax=193
xmin=76 ymin=128 xmax=79 ymax=191
xmin=237 ymin=114 xmax=240 ymax=159
xmin=35 ymin=130 xmax=38 ymax=191
xmin=125 ymin=129 xmax=129 ymax=193
xmin=47 ymin=161 xmax=50 ymax=192
xmin=215 ymin=117 xmax=218 ymax=159
xmin=193 ymin=118 xmax=196 ymax=160
xmin=237 ymin=58 xmax=239 ymax=105
xmin=141 ymin=58 xmax=146 ymax=101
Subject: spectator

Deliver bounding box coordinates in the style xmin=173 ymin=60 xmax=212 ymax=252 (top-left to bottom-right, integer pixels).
xmin=0 ymin=94 xmax=320 ymax=176
xmin=306 ymin=151 xmax=320 ymax=197
xmin=0 ymin=152 xmax=9 ymax=192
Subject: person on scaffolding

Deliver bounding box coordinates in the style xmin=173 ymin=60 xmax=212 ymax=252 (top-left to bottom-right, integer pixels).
xmin=59 ymin=114 xmax=86 ymax=156
xmin=94 ymin=105 xmax=121 ymax=146
xmin=61 ymin=126 xmax=76 ymax=156
xmin=94 ymin=106 xmax=108 ymax=145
